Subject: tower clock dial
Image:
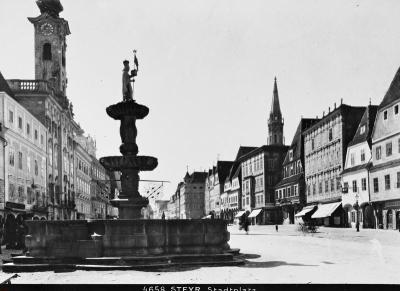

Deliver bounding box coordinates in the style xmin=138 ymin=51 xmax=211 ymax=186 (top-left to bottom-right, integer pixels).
xmin=40 ymin=22 xmax=54 ymax=36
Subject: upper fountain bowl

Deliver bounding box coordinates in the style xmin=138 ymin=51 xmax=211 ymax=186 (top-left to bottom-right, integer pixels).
xmin=106 ymin=100 xmax=149 ymax=120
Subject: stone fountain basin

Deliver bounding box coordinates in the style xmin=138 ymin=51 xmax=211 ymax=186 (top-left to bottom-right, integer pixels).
xmin=99 ymin=155 xmax=158 ymax=171
xmin=24 ymin=219 xmax=231 ymax=258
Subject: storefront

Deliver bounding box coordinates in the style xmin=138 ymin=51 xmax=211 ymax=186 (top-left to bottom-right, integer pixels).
xmin=294 ymin=205 xmax=317 ymax=223
xmin=382 ymin=200 xmax=400 ymax=230
xmin=311 ymin=202 xmax=345 ymax=227
xmin=248 ymin=208 xmax=263 ymax=225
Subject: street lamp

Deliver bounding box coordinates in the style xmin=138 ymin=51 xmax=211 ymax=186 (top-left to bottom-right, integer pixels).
xmin=355 ymin=192 xmax=360 ymax=232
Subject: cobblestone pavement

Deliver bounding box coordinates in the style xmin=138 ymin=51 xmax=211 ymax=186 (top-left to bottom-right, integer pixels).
xmin=2 ymin=224 xmax=400 ymax=284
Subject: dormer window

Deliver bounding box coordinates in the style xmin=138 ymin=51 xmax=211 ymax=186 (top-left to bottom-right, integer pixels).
xmin=289 ymin=150 xmax=293 ymax=161
xmin=395 ymin=104 xmax=399 ymax=115
xmin=360 ymin=125 xmax=366 ymax=134
xmin=383 ymin=110 xmax=388 ymax=120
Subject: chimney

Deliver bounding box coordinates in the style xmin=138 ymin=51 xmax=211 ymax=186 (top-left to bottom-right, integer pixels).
xmin=328 ymin=107 xmax=330 ymax=113
xmin=323 ymin=111 xmax=325 ymax=117
xmin=341 ymin=98 xmax=343 ymax=105
xmin=334 ymin=102 xmax=336 ymax=109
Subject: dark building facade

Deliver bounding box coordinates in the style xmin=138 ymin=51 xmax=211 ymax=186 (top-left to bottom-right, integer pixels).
xmin=275 ymin=118 xmax=319 ymax=224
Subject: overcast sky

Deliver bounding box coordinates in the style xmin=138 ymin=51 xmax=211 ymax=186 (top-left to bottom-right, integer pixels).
xmin=1 ymin=0 xmax=400 ymax=200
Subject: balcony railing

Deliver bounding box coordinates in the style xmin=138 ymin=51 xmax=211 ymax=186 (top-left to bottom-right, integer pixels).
xmin=7 ymin=79 xmax=54 ymax=94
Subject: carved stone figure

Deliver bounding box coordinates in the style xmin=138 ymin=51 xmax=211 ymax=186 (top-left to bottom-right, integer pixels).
xmin=122 ymin=60 xmax=133 ymax=101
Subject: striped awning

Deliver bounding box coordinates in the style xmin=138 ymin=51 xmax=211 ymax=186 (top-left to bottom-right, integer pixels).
xmin=248 ymin=209 xmax=262 ymax=218
xmin=295 ymin=205 xmax=316 ymax=217
xmin=311 ymin=202 xmax=342 ymax=219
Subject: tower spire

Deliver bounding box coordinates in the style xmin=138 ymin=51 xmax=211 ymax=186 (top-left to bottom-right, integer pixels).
xmin=270 ymin=76 xmax=282 ymax=118
xmin=268 ymin=77 xmax=284 ymax=145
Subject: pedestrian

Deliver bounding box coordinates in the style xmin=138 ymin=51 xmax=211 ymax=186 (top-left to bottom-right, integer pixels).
xmin=275 ymin=224 xmax=279 ymax=232
xmin=243 ymin=211 xmax=250 ymax=234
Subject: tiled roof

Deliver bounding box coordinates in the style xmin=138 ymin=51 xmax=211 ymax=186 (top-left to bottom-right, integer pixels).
xmin=380 ymin=66 xmax=400 ymax=109
xmin=348 ymin=105 xmax=378 ymax=147
xmin=282 ymin=118 xmax=319 ymax=165
xmin=275 ymin=173 xmax=303 ymax=188
xmin=235 ymin=146 xmax=257 ymax=161
xmin=0 ymin=71 xmax=15 ymax=98
xmin=341 ymin=163 xmax=371 ymax=175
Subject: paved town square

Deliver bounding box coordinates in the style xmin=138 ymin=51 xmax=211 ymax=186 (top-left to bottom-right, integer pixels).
xmin=2 ymin=225 xmax=399 ymax=284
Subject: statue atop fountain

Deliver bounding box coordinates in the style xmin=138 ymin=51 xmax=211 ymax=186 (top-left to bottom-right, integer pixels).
xmin=99 ymin=51 xmax=158 ymax=219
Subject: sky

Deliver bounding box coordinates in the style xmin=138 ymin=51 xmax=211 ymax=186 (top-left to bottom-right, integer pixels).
xmin=1 ymin=0 xmax=400 ymax=200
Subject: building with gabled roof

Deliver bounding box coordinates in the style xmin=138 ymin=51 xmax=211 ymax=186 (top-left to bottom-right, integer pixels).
xmin=369 ymin=66 xmax=400 ymax=230
xmin=341 ymin=105 xmax=378 ymax=229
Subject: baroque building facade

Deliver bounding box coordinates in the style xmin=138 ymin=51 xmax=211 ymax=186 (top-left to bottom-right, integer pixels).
xmin=7 ymin=1 xmax=79 ymax=220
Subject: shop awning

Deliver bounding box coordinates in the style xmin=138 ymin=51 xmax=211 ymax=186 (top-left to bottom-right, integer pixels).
xmin=202 ymin=215 xmax=211 ymax=219
xmin=234 ymin=210 xmax=246 ymax=218
xmin=248 ymin=209 xmax=262 ymax=218
xmin=311 ymin=202 xmax=342 ymax=219
xmin=294 ymin=205 xmax=316 ymax=217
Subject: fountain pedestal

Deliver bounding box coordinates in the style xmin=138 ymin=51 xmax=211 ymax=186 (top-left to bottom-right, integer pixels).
xmin=99 ymin=100 xmax=158 ymax=219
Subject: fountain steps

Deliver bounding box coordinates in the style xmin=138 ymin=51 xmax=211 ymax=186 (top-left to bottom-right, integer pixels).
xmin=3 ymin=253 xmax=244 ymax=272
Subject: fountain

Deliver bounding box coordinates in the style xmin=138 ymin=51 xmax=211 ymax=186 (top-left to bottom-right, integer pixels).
xmin=3 ymin=54 xmax=243 ymax=272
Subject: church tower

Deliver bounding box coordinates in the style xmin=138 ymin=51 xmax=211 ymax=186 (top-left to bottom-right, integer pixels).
xmin=268 ymin=77 xmax=284 ymax=145
xmin=28 ymin=0 xmax=70 ymax=97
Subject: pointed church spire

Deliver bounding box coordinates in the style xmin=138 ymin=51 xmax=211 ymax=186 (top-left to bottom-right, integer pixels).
xmin=268 ymin=77 xmax=284 ymax=145
xmin=270 ymin=77 xmax=282 ymax=118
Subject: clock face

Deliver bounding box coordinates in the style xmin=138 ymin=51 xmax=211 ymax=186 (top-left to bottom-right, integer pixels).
xmin=40 ymin=22 xmax=54 ymax=36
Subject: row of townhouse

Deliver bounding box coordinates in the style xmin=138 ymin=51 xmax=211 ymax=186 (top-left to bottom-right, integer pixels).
xmin=163 ymin=66 xmax=400 ymax=230
xmin=282 ymin=66 xmax=400 ymax=230
xmin=0 ymin=0 xmax=117 ymax=247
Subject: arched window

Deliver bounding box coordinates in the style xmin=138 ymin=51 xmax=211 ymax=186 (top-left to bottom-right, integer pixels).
xmin=43 ymin=43 xmax=52 ymax=61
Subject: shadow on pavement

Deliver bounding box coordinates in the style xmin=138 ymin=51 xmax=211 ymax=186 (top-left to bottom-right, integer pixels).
xmin=242 ymin=260 xmax=318 ymax=268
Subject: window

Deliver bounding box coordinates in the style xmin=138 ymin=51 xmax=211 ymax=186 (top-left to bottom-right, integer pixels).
xmin=373 ymin=178 xmax=379 ymax=193
xmin=343 ymin=182 xmax=349 ymax=192
xmin=18 ymin=117 xmax=22 ymax=129
xmin=34 ymin=129 xmax=38 ymax=140
xmin=329 ymin=128 xmax=333 ymax=141
xmin=41 ymin=135 xmax=44 ymax=145
xmin=43 ymin=43 xmax=52 ymax=60
xmin=319 ymin=182 xmax=322 ymax=194
xmin=376 ymin=146 xmax=381 ymax=160
xmin=9 ymin=149 xmax=15 ymax=166
xmin=287 ymin=187 xmax=291 ymax=197
xmin=350 ymin=153 xmax=355 ymax=166
xmin=352 ymin=180 xmax=357 ymax=193
xmin=325 ymin=180 xmax=329 ymax=193
xmin=385 ymin=175 xmax=390 ymax=190
xmin=18 ymin=152 xmax=23 ymax=170
xmin=26 ymin=123 xmax=30 ymax=135
xmin=9 ymin=110 xmax=14 ymax=123
xmin=311 ymin=139 xmax=315 ymax=150
xmin=360 ymin=125 xmax=366 ymax=134
xmin=351 ymin=211 xmax=355 ymax=223
xmin=361 ymin=149 xmax=365 ymax=162
xmin=397 ymin=172 xmax=400 ymax=188
xmin=386 ymin=142 xmax=392 ymax=157
xmin=313 ymin=183 xmax=316 ymax=195
xmin=383 ymin=110 xmax=388 ymax=120
xmin=361 ymin=178 xmax=367 ymax=191
xmin=395 ymin=105 xmax=399 ymax=115
xmin=331 ymin=178 xmax=335 ymax=191
xmin=289 ymin=150 xmax=293 ymax=161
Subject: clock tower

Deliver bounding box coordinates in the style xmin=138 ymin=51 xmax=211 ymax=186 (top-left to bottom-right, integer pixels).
xmin=28 ymin=0 xmax=70 ymax=97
